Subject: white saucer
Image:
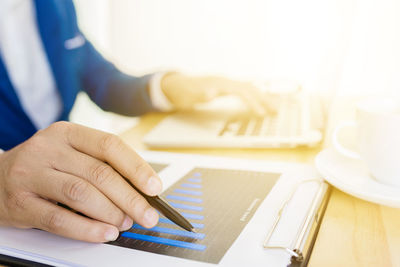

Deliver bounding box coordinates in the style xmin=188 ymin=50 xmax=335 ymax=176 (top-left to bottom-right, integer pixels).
xmin=315 ymin=148 xmax=400 ymax=208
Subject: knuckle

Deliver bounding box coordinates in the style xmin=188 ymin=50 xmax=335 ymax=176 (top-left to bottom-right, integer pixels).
xmin=90 ymin=164 xmax=113 ymax=186
xmin=132 ymin=161 xmax=149 ymax=178
xmin=115 ymin=211 xmax=126 ymax=226
xmin=5 ymin=191 xmax=30 ymax=211
xmin=47 ymin=121 xmax=73 ymax=143
xmin=40 ymin=210 xmax=64 ymax=231
xmin=14 ymin=193 xmax=30 ymax=210
xmin=126 ymin=193 xmax=144 ymax=213
xmin=105 ymin=206 xmax=125 ymax=226
xmin=48 ymin=121 xmax=72 ymax=134
xmin=99 ymin=134 xmax=121 ymax=155
xmin=62 ymin=179 xmax=89 ymax=203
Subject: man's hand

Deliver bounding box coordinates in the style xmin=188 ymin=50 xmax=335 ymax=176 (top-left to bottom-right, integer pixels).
xmin=0 ymin=122 xmax=162 ymax=243
xmin=160 ymin=73 xmax=279 ymax=115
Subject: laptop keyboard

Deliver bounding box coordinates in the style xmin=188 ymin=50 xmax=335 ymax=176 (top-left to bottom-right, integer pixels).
xmin=218 ymin=98 xmax=302 ymax=137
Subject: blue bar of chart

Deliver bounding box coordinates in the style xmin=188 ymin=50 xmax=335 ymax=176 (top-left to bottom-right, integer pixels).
xmin=174 ymin=189 xmax=203 ymax=196
xmin=130 ymin=225 xmax=205 ymax=239
xmin=168 ymin=202 xmax=203 ymax=211
xmin=187 ymin=178 xmax=202 ymax=183
xmin=166 ymin=195 xmax=203 ymax=203
xmin=121 ymin=232 xmax=206 ymax=251
xmin=117 ymin=170 xmax=206 ymax=252
xmin=181 ymin=183 xmax=202 ymax=189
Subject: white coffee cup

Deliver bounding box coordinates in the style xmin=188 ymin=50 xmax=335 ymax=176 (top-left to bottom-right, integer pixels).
xmin=332 ymin=97 xmax=400 ymax=187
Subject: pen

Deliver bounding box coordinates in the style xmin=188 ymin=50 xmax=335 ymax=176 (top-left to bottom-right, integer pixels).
xmin=127 ymin=180 xmax=196 ymax=233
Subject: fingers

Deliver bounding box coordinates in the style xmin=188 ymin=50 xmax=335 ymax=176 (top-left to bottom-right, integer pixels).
xmin=60 ymin=123 xmax=162 ymax=196
xmin=30 ymin=169 xmax=132 ymax=231
xmin=215 ymin=82 xmax=272 ymax=116
xmin=23 ymin=196 xmax=119 ymax=243
xmin=53 ymin=149 xmax=159 ymax=228
xmin=160 ymin=73 xmax=277 ymax=115
xmin=199 ymin=76 xmax=274 ymax=116
xmin=235 ymin=89 xmax=270 ymax=116
xmin=160 ymin=73 xmax=219 ymax=109
xmin=242 ymin=87 xmax=278 ymax=115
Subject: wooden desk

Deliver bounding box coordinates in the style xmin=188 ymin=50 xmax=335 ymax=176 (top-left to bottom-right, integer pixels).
xmin=120 ymin=111 xmax=400 ymax=267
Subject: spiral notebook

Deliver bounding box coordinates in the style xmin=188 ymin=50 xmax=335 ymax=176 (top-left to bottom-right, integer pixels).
xmin=0 ymin=151 xmax=329 ymax=267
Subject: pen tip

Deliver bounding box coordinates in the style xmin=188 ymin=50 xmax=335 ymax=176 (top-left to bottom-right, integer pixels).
xmin=191 ymin=228 xmax=197 ymax=233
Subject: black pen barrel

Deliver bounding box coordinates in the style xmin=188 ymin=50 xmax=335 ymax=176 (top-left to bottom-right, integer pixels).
xmin=125 ymin=179 xmax=194 ymax=232
xmin=145 ymin=195 xmax=194 ymax=232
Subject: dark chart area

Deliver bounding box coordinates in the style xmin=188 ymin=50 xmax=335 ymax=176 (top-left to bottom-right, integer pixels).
xmin=109 ymin=165 xmax=280 ymax=264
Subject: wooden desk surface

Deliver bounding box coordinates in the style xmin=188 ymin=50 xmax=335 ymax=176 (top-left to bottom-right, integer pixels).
xmin=120 ymin=111 xmax=400 ymax=267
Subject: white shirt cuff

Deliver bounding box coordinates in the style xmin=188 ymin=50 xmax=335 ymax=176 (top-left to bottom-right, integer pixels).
xmin=149 ymin=72 xmax=174 ymax=112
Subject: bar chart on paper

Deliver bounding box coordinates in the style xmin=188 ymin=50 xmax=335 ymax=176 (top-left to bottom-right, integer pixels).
xmin=108 ymin=164 xmax=280 ymax=264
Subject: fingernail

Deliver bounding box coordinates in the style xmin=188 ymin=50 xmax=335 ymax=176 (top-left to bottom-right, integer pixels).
xmin=104 ymin=227 xmax=119 ymax=242
xmin=146 ymin=175 xmax=162 ymax=196
xmin=120 ymin=215 xmax=133 ymax=231
xmin=144 ymin=208 xmax=159 ymax=227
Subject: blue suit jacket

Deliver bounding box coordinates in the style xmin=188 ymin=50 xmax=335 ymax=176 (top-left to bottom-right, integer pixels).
xmin=0 ymin=0 xmax=154 ymax=150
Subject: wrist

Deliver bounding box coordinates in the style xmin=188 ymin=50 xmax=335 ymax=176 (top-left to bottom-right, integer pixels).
xmin=149 ymin=72 xmax=175 ymax=112
xmin=160 ymin=72 xmax=194 ymax=110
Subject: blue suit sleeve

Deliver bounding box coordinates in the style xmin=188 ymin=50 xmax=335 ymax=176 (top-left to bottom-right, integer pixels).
xmin=80 ymin=41 xmax=156 ymax=116
xmin=64 ymin=1 xmax=155 ymax=116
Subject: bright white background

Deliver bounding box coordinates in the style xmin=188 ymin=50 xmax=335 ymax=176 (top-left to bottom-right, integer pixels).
xmin=71 ymin=0 xmax=400 ymax=132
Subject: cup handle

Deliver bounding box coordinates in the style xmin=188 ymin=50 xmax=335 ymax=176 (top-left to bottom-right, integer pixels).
xmin=332 ymin=121 xmax=361 ymax=159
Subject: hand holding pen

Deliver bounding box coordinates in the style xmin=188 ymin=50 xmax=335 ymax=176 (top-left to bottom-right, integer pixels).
xmin=0 ymin=123 xmax=190 ymax=243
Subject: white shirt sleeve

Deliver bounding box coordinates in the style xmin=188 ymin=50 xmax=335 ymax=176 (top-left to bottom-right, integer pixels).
xmin=149 ymin=72 xmax=175 ymax=112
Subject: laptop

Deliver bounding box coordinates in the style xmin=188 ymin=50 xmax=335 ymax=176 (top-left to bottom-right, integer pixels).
xmin=144 ymin=89 xmax=325 ymax=148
